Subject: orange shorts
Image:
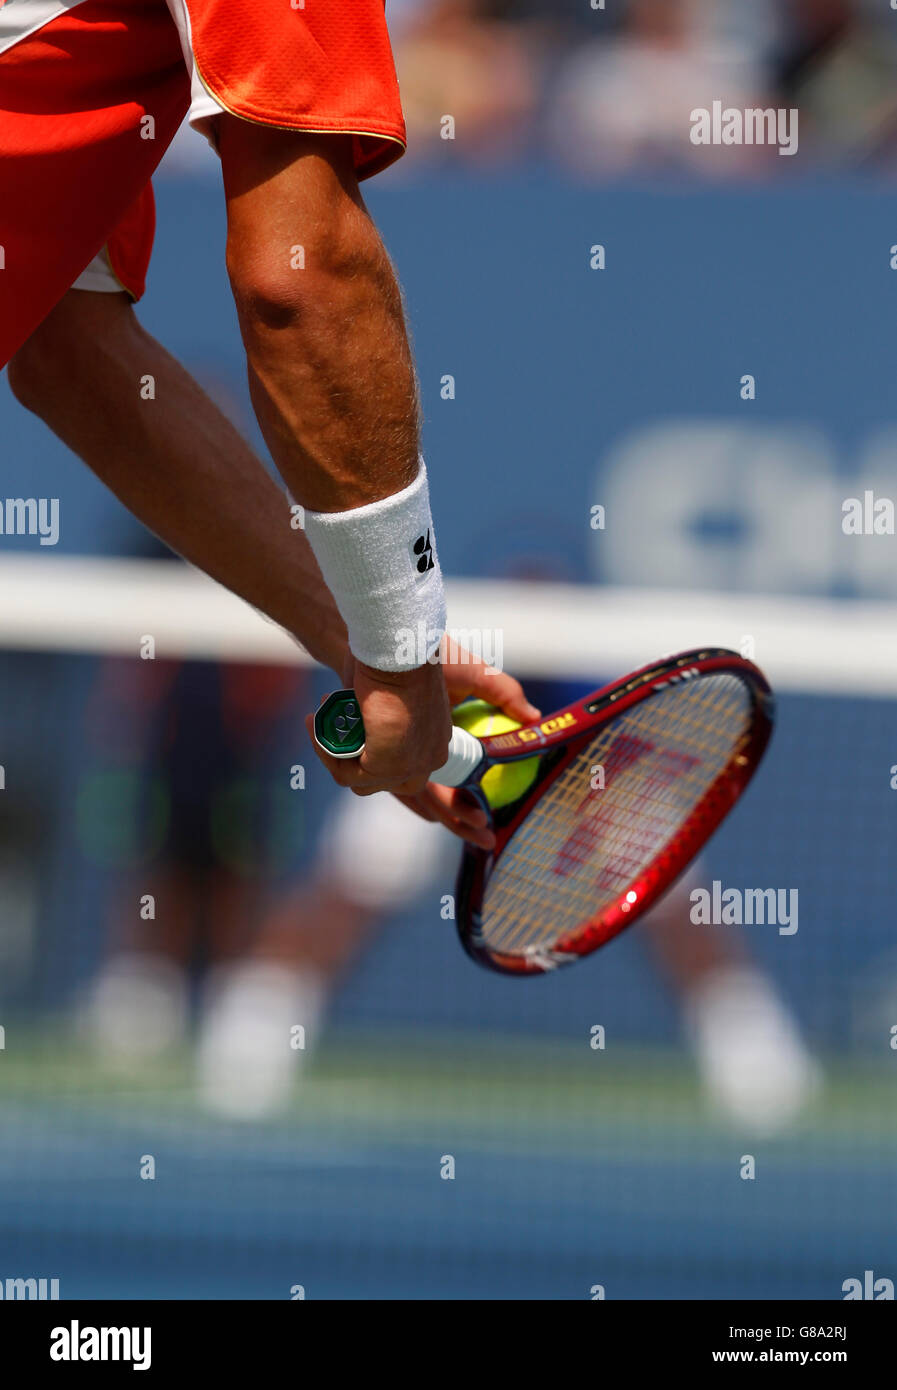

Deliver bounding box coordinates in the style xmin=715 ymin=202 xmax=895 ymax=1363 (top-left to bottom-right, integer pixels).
xmin=0 ymin=0 xmax=406 ymax=367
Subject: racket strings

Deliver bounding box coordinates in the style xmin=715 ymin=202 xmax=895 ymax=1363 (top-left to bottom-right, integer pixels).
xmin=479 ymin=675 xmax=754 ymax=956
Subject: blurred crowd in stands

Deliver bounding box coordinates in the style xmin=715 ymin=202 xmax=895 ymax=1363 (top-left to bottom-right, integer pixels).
xmin=383 ymin=0 xmax=897 ymax=177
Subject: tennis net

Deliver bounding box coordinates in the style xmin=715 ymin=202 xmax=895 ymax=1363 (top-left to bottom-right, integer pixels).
xmin=0 ymin=558 xmax=893 ymax=1299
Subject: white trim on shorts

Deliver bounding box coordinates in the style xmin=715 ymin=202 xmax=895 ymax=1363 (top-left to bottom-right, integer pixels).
xmin=64 ymin=2 xmax=226 ymax=291
xmin=0 ymin=3 xmax=224 ymax=132
xmin=72 ymin=247 xmax=124 ymax=294
xmin=164 ymin=0 xmax=226 ymax=139
xmin=0 ymin=0 xmax=85 ymax=55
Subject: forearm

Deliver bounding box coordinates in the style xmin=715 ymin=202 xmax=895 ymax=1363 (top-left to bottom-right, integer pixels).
xmin=219 ymin=122 xmax=454 ymax=794
xmin=13 ymin=295 xmax=350 ymax=676
xmin=221 ymin=124 xmax=421 ymax=514
xmin=100 ymin=330 xmax=351 ymax=672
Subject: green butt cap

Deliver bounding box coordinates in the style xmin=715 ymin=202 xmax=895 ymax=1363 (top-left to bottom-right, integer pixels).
xmin=314 ymin=689 xmax=365 ymax=758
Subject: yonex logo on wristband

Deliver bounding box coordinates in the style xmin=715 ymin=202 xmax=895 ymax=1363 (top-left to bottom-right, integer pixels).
xmin=411 ymin=529 xmax=435 ymax=574
xmin=304 ymin=464 xmax=446 ymax=670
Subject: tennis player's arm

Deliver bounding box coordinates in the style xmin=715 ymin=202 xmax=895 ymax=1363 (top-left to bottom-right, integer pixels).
xmin=220 ymin=121 xmax=452 ymax=796
xmin=9 ymin=291 xmax=528 ymax=848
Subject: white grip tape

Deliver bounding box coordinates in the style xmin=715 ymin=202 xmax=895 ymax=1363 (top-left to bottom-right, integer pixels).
xmin=431 ymin=726 xmax=484 ymax=788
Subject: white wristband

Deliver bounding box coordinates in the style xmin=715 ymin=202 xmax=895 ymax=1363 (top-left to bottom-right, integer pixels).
xmin=303 ymin=462 xmax=447 ymax=671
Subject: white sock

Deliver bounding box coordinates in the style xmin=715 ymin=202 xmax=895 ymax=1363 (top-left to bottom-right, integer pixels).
xmin=196 ymin=960 xmax=327 ymax=1121
xmin=686 ymin=965 xmax=822 ymax=1135
xmin=80 ymin=952 xmax=189 ymax=1065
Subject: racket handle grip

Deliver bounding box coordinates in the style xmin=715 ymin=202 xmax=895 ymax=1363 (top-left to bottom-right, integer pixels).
xmin=313 ymin=689 xmax=483 ymax=788
xmin=432 ymin=726 xmax=484 ymax=787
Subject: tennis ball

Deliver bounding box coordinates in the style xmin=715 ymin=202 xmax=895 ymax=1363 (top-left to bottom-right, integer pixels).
xmin=451 ymin=699 xmax=540 ymax=810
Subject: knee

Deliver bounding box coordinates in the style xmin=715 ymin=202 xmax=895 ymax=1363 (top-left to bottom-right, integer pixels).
xmin=6 ymin=324 xmax=62 ymax=416
xmin=227 ymin=195 xmax=393 ymax=342
xmin=7 ymin=292 xmax=135 ymax=416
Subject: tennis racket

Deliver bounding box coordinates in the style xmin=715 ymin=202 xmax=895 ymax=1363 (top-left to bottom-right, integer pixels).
xmin=313 ymin=648 xmax=774 ymax=975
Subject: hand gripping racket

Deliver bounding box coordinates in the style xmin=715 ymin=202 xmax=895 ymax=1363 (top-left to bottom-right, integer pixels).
xmin=313 ymin=649 xmax=774 ymax=975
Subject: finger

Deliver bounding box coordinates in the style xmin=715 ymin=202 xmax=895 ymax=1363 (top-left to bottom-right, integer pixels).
xmin=441 ymin=814 xmax=495 ymax=850
xmin=423 ymin=784 xmax=490 ymax=828
xmin=392 ymin=792 xmax=439 ymax=823
xmin=416 ymin=784 xmax=496 ymax=850
xmin=461 ymin=667 xmax=541 ymax=724
xmin=306 ymin=711 xmax=404 ymax=792
xmin=442 ymin=664 xmax=534 ymax=728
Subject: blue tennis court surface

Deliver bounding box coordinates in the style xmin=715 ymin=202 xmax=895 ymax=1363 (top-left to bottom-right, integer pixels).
xmin=1 ymin=1030 xmax=893 ymax=1300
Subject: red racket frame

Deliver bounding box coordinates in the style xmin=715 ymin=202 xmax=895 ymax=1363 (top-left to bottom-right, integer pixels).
xmin=454 ymin=649 xmax=775 ymax=975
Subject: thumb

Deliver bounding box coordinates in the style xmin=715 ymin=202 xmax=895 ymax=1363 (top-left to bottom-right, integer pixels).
xmin=462 ymin=666 xmax=541 ymax=725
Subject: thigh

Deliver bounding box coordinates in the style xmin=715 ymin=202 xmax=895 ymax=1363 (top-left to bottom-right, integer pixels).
xmin=0 ymin=0 xmax=190 ymax=366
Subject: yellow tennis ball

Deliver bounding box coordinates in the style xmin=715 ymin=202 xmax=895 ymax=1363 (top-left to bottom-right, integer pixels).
xmin=451 ymin=699 xmax=540 ymax=810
